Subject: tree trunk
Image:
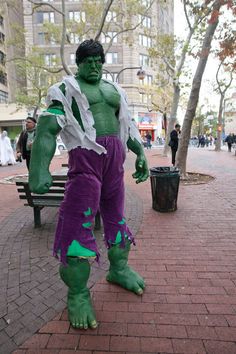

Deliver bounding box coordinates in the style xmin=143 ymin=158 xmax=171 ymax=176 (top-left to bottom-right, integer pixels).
xmin=176 ymin=1 xmax=223 ymax=176
xmin=215 ymin=94 xmax=224 ymax=151
xmin=60 ymin=0 xmax=72 ymax=75
xmin=162 ymin=15 xmax=199 ymax=156
xmin=163 ymin=83 xmax=180 ymax=156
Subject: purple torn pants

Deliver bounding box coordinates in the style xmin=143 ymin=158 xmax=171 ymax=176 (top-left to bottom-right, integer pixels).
xmin=53 ymin=136 xmax=134 ymax=264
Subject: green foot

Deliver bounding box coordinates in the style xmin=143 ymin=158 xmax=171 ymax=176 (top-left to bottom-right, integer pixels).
xmin=106 ymin=265 xmax=145 ymax=295
xmin=68 ymin=288 xmax=97 ymax=329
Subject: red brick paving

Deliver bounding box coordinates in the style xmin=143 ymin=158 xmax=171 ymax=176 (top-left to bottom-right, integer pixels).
xmin=1 ymin=147 xmax=236 ymax=353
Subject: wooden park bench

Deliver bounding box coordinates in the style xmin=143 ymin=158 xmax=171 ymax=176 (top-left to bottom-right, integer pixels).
xmin=16 ymin=174 xmax=101 ymax=230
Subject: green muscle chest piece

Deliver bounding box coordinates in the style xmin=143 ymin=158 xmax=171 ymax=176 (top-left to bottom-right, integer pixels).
xmin=77 ymin=78 xmax=121 ymax=136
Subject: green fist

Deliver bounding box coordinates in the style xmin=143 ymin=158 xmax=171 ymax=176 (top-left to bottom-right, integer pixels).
xmin=132 ymin=154 xmax=149 ymax=184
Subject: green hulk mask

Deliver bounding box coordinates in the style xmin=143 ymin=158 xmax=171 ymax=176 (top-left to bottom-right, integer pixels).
xmin=77 ymin=55 xmax=103 ymax=83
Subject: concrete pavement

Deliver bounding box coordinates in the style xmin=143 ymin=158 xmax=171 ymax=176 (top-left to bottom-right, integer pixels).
xmin=0 ymin=147 xmax=236 ymax=353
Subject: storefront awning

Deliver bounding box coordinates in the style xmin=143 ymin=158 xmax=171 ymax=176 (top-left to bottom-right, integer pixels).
xmin=0 ymin=104 xmax=28 ymax=127
xmin=138 ymin=123 xmax=155 ymax=130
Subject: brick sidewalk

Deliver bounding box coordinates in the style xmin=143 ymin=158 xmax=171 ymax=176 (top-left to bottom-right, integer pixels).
xmin=1 ymin=147 xmax=236 ymax=353
xmin=0 ymin=152 xmax=143 ymax=353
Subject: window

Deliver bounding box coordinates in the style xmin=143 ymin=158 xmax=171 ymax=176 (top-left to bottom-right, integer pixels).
xmin=139 ymin=54 xmax=149 ymax=67
xmin=139 ymin=93 xmax=147 ymax=104
xmin=39 ymin=72 xmax=47 ymax=86
xmin=101 ymin=32 xmax=118 ymax=44
xmin=106 ymin=52 xmax=118 ymax=64
xmin=70 ymin=53 xmax=76 ymax=65
xmin=0 ymin=71 xmax=7 ymax=86
xmin=106 ymin=11 xmax=117 ymax=22
xmin=37 ymin=12 xmax=55 ymax=24
xmin=38 ymin=32 xmax=55 ymax=45
xmin=44 ymin=53 xmax=56 ymax=66
xmin=49 ymin=34 xmax=56 ymax=45
xmin=139 ymin=34 xmax=151 ymax=48
xmin=0 ymin=32 xmax=5 ymax=43
xmin=139 ymin=15 xmax=151 ymax=28
xmin=141 ymin=0 xmax=151 ymax=6
xmin=38 ymin=32 xmax=45 ymax=45
xmin=69 ymin=11 xmax=85 ymax=22
xmin=141 ymin=74 xmax=153 ymax=85
xmin=139 ymin=93 xmax=152 ymax=104
xmin=0 ymin=51 xmax=6 ymax=65
xmin=165 ymin=21 xmax=170 ymax=33
xmin=159 ymin=8 xmax=164 ymax=29
xmin=0 ymin=90 xmax=8 ymax=103
xmin=69 ymin=33 xmax=80 ymax=44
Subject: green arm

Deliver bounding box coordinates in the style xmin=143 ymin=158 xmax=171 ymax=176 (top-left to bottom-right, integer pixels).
xmin=127 ymin=137 xmax=149 ymax=184
xmin=29 ymin=114 xmax=61 ymax=194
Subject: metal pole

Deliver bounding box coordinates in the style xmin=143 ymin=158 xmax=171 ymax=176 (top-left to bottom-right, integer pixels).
xmin=102 ymin=68 xmax=114 ymax=81
xmin=115 ymin=66 xmax=142 ymax=83
xmin=103 ymin=66 xmax=144 ymax=83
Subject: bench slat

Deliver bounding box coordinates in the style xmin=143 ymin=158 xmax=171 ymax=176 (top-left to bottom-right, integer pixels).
xmin=16 ymin=182 xmax=66 ymax=187
xmin=19 ymin=194 xmax=64 ymax=200
xmin=15 ymin=175 xmax=101 ymax=230
xmin=32 ymin=200 xmax=62 ymax=207
xmin=17 ymin=189 xmax=65 ymax=195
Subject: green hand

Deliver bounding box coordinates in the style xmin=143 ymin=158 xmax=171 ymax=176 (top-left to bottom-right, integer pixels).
xmin=132 ymin=154 xmax=149 ymax=184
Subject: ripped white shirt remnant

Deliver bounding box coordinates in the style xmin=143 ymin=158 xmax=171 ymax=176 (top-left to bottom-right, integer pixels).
xmin=43 ymin=75 xmax=141 ymax=154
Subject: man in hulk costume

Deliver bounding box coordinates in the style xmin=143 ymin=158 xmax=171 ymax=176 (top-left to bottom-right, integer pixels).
xmin=29 ymin=39 xmax=149 ymax=330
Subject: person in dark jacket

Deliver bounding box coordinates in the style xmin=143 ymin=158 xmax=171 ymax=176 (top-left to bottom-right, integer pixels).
xmin=145 ymin=132 xmax=152 ymax=149
xmin=16 ymin=117 xmax=37 ymax=170
xmin=169 ymin=123 xmax=181 ymax=166
xmin=225 ymin=133 xmax=234 ymax=152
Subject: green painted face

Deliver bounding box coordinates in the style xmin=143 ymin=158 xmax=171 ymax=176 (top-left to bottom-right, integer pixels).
xmin=77 ymin=55 xmax=103 ymax=83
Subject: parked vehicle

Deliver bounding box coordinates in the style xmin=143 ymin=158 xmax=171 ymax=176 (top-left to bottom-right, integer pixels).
xmin=56 ymin=137 xmax=66 ymax=151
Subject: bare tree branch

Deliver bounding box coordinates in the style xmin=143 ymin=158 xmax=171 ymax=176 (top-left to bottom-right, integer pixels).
xmin=26 ymin=0 xmax=64 ymax=15
xmin=183 ymin=0 xmax=192 ymax=31
xmin=216 ymin=61 xmax=223 ymax=92
xmin=216 ymin=60 xmax=234 ymax=96
xmin=103 ymin=0 xmax=155 ymax=53
xmin=94 ymin=0 xmax=115 ymax=41
xmin=6 ymin=57 xmax=64 ymax=74
xmin=94 ymin=0 xmax=155 ymax=44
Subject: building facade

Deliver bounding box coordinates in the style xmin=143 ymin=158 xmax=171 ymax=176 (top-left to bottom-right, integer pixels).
xmin=0 ymin=1 xmax=25 ymax=103
xmin=18 ymin=0 xmax=174 ymax=140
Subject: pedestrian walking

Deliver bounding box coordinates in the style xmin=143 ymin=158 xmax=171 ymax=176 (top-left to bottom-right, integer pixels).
xmin=145 ymin=131 xmax=152 ymax=149
xmin=225 ymin=133 xmax=234 ymax=152
xmin=16 ymin=117 xmax=37 ymax=170
xmin=168 ymin=123 xmax=181 ymax=166
xmin=0 ymin=130 xmax=16 ymax=166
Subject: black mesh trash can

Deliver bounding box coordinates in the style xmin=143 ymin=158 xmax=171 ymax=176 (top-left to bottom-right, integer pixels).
xmin=150 ymin=166 xmax=180 ymax=212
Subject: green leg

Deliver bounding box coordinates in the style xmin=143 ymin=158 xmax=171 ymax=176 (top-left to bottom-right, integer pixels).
xmin=106 ymin=241 xmax=145 ymax=295
xmin=59 ymin=257 xmax=97 ymax=329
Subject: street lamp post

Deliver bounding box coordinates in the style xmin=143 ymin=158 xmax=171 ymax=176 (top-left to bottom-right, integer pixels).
xmin=103 ymin=66 xmax=146 ymax=83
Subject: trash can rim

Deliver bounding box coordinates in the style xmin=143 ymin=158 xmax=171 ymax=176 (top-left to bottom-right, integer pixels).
xmin=150 ymin=166 xmax=180 ymax=174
